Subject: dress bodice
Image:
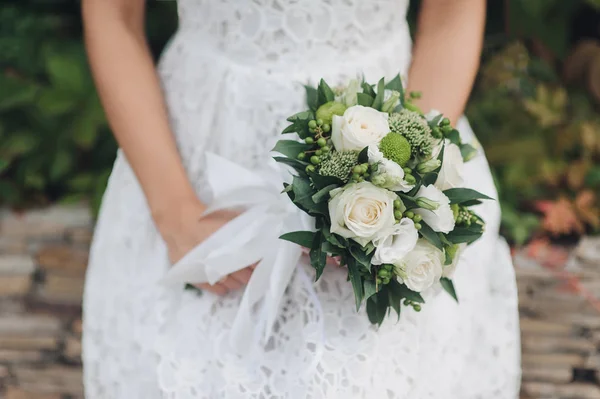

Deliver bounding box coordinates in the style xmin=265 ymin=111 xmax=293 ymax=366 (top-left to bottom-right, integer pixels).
xmin=175 ymin=0 xmax=412 ymax=74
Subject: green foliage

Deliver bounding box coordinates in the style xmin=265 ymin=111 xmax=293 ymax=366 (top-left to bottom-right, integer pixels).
xmin=0 ymin=1 xmax=176 ymax=214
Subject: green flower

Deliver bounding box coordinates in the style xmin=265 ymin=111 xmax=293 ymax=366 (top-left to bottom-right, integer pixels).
xmin=379 ymin=133 xmax=412 ymax=167
xmin=388 ymin=109 xmax=435 ymax=157
xmin=316 ymin=101 xmax=347 ymax=126
xmin=318 ymin=150 xmax=359 ymax=182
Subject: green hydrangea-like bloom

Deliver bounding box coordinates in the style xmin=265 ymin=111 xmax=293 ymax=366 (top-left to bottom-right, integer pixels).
xmin=379 ymin=133 xmax=412 ymax=166
xmin=388 ymin=109 xmax=434 ymax=157
xmin=318 ymin=150 xmax=359 ymax=182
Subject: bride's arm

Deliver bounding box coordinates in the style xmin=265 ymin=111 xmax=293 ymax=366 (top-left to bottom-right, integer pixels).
xmin=407 ymin=0 xmax=486 ymax=123
xmin=82 ymin=0 xmax=252 ymax=294
xmin=82 ymin=0 xmax=198 ymax=222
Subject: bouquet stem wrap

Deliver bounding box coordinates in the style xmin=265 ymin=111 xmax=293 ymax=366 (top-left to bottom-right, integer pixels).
xmin=162 ymin=153 xmax=313 ymax=355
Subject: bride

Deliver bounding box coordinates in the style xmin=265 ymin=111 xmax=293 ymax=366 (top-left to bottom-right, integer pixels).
xmin=81 ymin=0 xmax=521 ymax=398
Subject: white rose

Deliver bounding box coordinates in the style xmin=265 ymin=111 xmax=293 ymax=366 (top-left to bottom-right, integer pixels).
xmin=443 ymin=243 xmax=467 ymax=278
xmin=395 ymin=239 xmax=444 ymax=292
xmin=329 ymin=181 xmax=397 ymax=246
xmin=332 ymin=105 xmax=390 ymax=152
xmin=435 ymin=143 xmax=464 ymax=191
xmin=368 ymin=145 xmax=415 ymax=193
xmin=372 ymin=218 xmax=419 ymax=265
xmin=414 ymin=185 xmax=456 ymax=233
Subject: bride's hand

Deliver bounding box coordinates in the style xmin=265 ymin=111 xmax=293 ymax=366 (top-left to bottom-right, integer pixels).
xmin=155 ymin=200 xmax=255 ymax=296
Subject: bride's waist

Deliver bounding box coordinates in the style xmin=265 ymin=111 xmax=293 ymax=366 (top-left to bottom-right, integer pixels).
xmin=164 ymin=28 xmax=413 ymax=80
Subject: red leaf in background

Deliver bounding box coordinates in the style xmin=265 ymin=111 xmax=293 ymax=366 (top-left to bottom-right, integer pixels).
xmin=574 ymin=190 xmax=600 ymax=229
xmin=535 ymin=198 xmax=585 ymax=236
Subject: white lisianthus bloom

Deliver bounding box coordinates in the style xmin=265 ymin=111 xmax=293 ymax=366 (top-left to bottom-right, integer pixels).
xmin=413 ymin=185 xmax=455 ymax=233
xmin=367 ymin=145 xmax=415 ymax=193
xmin=332 ymin=106 xmax=390 ymax=152
xmin=443 ymin=243 xmax=467 ymax=278
xmin=435 ymin=143 xmax=465 ymax=191
xmin=329 ymin=181 xmax=397 ymax=246
xmin=394 ymin=239 xmax=444 ymax=292
xmin=372 ymin=218 xmax=419 ymax=265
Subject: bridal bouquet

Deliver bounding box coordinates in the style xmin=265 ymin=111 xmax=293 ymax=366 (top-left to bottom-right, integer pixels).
xmin=274 ymin=75 xmax=491 ymax=325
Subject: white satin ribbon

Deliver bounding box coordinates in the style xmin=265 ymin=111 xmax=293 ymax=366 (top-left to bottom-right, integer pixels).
xmin=162 ymin=152 xmax=313 ymax=355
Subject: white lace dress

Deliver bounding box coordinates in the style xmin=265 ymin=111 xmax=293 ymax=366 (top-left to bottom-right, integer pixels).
xmin=82 ymin=0 xmax=522 ymax=397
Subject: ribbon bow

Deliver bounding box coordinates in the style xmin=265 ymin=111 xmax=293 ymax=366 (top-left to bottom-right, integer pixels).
xmin=162 ymin=152 xmax=313 ymax=355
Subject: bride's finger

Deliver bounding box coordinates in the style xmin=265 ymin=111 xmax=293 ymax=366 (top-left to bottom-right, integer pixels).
xmin=219 ymin=276 xmax=243 ymax=291
xmin=230 ymin=267 xmax=253 ymax=284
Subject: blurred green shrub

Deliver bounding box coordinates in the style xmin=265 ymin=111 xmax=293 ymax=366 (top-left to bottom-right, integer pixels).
xmin=0 ymin=1 xmax=176 ymax=214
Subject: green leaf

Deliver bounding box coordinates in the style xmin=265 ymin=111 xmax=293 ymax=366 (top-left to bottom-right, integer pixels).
xmin=419 ymin=222 xmax=443 ymax=250
xmin=397 ymin=193 xmax=419 ymax=209
xmin=446 ymin=129 xmax=461 ymax=145
xmin=305 ymin=85 xmax=318 ymax=111
xmin=36 ymin=88 xmax=78 ymax=116
xmin=446 ymin=225 xmax=483 ymax=244
xmin=460 ymin=143 xmax=478 ymax=162
xmin=362 ymin=82 xmax=376 ymax=97
xmin=272 ymin=140 xmax=312 ymax=159
xmin=308 ymin=171 xmax=344 ymax=190
xmin=385 ymin=74 xmax=404 ymax=95
xmin=322 ymin=225 xmax=346 ymax=248
xmin=310 ymin=231 xmax=327 ymax=280
xmin=291 ymin=175 xmax=317 ymax=210
xmin=357 ymin=93 xmax=374 ymax=107
xmin=317 ymin=79 xmax=335 ymax=105
xmin=0 ymin=74 xmax=39 ymax=110
xmin=45 ymin=47 xmax=88 ymax=94
xmin=349 ymin=243 xmax=373 ymax=271
xmin=371 ymin=78 xmax=385 ymax=110
xmin=286 ymin=111 xmax=313 ymax=122
xmin=273 ymin=156 xmax=309 ymax=176
xmin=421 ymin=172 xmax=438 ymax=186
xmin=443 ymin=188 xmax=493 ymax=205
xmin=440 ymin=277 xmax=458 ymax=302
xmin=387 ymin=279 xmax=404 ymax=319
xmin=364 ymin=280 xmax=378 ymax=301
xmin=0 ymin=158 xmax=11 ymax=174
xmin=357 ymin=146 xmax=369 ymax=164
xmin=312 ymin=184 xmax=337 ymax=203
xmin=279 ymin=231 xmax=316 ymax=248
xmin=397 ymin=283 xmax=425 ymax=303
xmin=347 ymin=257 xmax=364 ymax=311
xmin=49 ymin=150 xmax=73 ymax=181
xmin=2 ymin=133 xmax=38 ymax=156
xmin=366 ymin=291 xmax=389 ymax=326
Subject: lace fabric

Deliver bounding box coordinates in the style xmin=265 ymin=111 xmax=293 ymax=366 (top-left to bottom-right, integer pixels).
xmin=82 ymin=1 xmax=521 ymax=397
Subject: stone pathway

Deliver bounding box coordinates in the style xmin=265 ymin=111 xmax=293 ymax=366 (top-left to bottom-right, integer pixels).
xmin=0 ymin=205 xmax=597 ymax=398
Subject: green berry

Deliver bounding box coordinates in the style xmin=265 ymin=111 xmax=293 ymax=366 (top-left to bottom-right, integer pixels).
xmin=441 ymin=117 xmax=451 ymax=126
xmin=316 ymin=119 xmax=324 ymax=126
xmin=413 ymin=304 xmax=422 ymax=312
xmin=378 ymin=269 xmax=390 ymax=278
xmin=306 ymin=165 xmax=316 ymax=173
xmin=382 ymin=277 xmax=391 ymax=285
xmin=376 ymin=278 xmax=383 ymax=285
xmin=409 ymin=91 xmax=422 ymax=99
xmin=322 ymin=124 xmax=331 ymax=133
xmin=414 ymin=222 xmax=422 ymax=230
xmin=305 ymin=137 xmax=314 ymax=144
xmin=352 ymin=173 xmax=361 ymax=180
xmin=403 ymin=167 xmax=412 ymax=175
xmin=379 ymin=133 xmax=412 ymax=167
xmin=413 ymin=214 xmax=422 ymax=223
xmin=394 ymin=210 xmax=403 ymax=219
xmin=403 ymin=299 xmax=411 ymax=306
xmin=310 ymin=156 xmax=320 ymax=165
xmin=297 ymin=152 xmax=306 ymax=160
xmin=361 ymin=163 xmax=369 ymax=173
xmin=432 ymin=127 xmax=442 ymax=139
xmin=308 ymin=120 xmax=317 ymax=129
xmin=353 ymin=165 xmax=363 ymax=174
xmin=394 ymin=199 xmax=402 ymax=209
xmin=316 ymin=150 xmax=323 ymax=156
xmin=404 ymin=174 xmax=416 ymax=185
xmin=322 ymin=146 xmax=331 ymax=153
xmin=405 ymin=211 xmax=415 ymax=219
xmin=442 ymin=125 xmax=453 ymax=134
xmin=317 ymin=138 xmax=327 ymax=147
xmin=384 ymin=264 xmax=393 ymax=271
